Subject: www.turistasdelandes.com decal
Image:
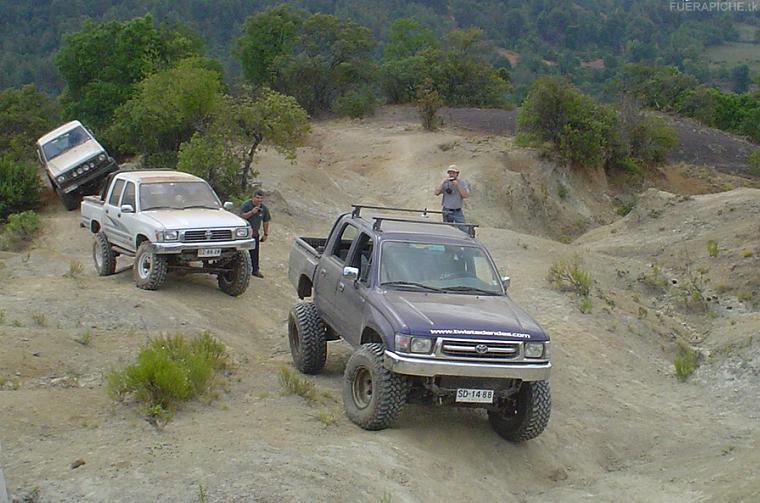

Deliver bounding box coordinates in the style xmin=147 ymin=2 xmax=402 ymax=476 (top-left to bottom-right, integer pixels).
xmin=429 ymin=329 xmax=532 ymax=338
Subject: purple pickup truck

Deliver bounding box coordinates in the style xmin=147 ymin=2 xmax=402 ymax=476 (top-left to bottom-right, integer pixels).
xmin=287 ymin=206 xmax=551 ymax=441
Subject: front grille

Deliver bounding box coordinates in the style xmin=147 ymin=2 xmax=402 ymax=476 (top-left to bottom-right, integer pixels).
xmin=440 ymin=339 xmax=520 ymax=361
xmin=183 ymin=229 xmax=232 ymax=242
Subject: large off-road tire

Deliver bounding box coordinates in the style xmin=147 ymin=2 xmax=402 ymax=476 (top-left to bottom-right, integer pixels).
xmin=343 ymin=343 xmax=409 ymax=431
xmin=488 ymin=380 xmax=551 ymax=442
xmin=288 ymin=302 xmax=327 ymax=374
xmin=56 ymin=187 xmax=80 ymax=211
xmin=133 ymin=241 xmax=168 ymax=290
xmin=217 ymin=251 xmax=252 ymax=296
xmin=92 ymin=232 xmax=116 ymax=276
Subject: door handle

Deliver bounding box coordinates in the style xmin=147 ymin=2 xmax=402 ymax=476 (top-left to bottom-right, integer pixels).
xmin=105 ymin=210 xmax=109 ymax=215
xmin=338 ymin=283 xmax=345 ymax=293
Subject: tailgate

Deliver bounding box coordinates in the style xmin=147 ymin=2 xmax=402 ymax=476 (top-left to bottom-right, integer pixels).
xmin=288 ymin=237 xmax=325 ymax=296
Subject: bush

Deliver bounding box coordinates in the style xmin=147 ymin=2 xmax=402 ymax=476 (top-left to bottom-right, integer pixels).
xmin=674 ymin=341 xmax=698 ymax=381
xmin=332 ymin=86 xmax=378 ymax=118
xmin=107 ymin=332 xmax=228 ymax=423
xmin=1 ymin=210 xmax=41 ymax=250
xmin=416 ymin=78 xmax=442 ymax=130
xmin=706 ymin=240 xmax=718 ymax=257
xmin=0 ymin=156 xmax=42 ymax=221
xmin=629 ymin=116 xmax=677 ymax=165
xmin=547 ymin=256 xmax=592 ymax=297
xmin=278 ymin=366 xmax=319 ymax=402
xmin=748 ymin=149 xmax=760 ymax=175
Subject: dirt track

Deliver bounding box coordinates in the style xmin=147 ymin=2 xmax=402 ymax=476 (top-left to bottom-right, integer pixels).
xmin=1 ymin=107 xmax=759 ymax=502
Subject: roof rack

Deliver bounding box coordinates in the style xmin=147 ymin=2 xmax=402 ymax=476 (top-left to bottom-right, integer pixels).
xmin=351 ymin=204 xmax=442 ymax=218
xmin=371 ymin=217 xmax=478 ymax=238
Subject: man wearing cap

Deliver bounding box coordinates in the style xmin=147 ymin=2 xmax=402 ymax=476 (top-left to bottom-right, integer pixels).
xmin=434 ymin=164 xmax=470 ymax=224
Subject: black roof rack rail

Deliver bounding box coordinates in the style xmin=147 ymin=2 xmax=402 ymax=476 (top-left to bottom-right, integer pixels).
xmin=370 ymin=216 xmax=478 ymax=238
xmin=351 ymin=204 xmax=442 ymax=218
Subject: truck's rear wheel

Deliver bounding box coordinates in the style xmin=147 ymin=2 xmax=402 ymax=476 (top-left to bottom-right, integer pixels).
xmin=343 ymin=343 xmax=409 ymax=431
xmin=56 ymin=187 xmax=80 ymax=211
xmin=217 ymin=251 xmax=251 ymax=296
xmin=288 ymin=302 xmax=326 ymax=374
xmin=488 ymin=380 xmax=551 ymax=442
xmin=93 ymin=232 xmax=116 ymax=276
xmin=133 ymin=242 xmax=167 ymax=290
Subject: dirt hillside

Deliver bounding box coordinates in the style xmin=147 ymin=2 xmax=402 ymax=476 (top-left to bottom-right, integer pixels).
xmin=1 ymin=107 xmax=758 ymax=502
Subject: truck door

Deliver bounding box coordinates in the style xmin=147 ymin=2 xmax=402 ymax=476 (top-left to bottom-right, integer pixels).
xmin=115 ymin=181 xmax=138 ymax=250
xmin=314 ymin=222 xmax=358 ymax=331
xmin=333 ymin=232 xmax=374 ymax=345
xmin=103 ymin=178 xmax=129 ymax=247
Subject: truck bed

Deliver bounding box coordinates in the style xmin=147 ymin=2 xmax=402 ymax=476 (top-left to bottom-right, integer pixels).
xmin=288 ymin=237 xmax=327 ymax=298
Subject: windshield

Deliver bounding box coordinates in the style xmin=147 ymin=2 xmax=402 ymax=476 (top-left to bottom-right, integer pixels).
xmin=41 ymin=126 xmax=91 ymax=161
xmin=379 ymin=241 xmax=503 ymax=295
xmin=140 ymin=181 xmax=221 ymax=211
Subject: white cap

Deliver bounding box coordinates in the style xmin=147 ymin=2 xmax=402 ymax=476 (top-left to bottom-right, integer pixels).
xmin=447 ymin=164 xmax=460 ymax=173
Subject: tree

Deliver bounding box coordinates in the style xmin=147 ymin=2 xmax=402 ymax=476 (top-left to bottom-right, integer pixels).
xmin=234 ymin=6 xmax=303 ymax=87
xmin=56 ymin=15 xmax=203 ymax=132
xmin=178 ymin=89 xmax=310 ymax=196
xmin=272 ymin=13 xmax=377 ymax=115
xmin=383 ymin=18 xmax=437 ymax=61
xmin=0 ymin=84 xmax=60 ymax=161
xmin=731 ymin=64 xmax=751 ymax=93
xmin=416 ymin=78 xmax=442 ymax=130
xmin=107 ymin=58 xmax=224 ymax=167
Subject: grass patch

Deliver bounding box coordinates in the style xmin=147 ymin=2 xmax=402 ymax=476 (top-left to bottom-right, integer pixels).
xmin=0 ymin=309 xmax=5 ymax=325
xmin=75 ymin=329 xmax=93 ymax=346
xmin=674 ymin=341 xmax=699 ymax=381
xmin=547 ymin=256 xmax=592 ymax=296
xmin=740 ymin=248 xmax=753 ymax=258
xmin=577 ymin=295 xmax=592 ymax=314
xmin=706 ymin=240 xmax=718 ymax=258
xmin=736 ymin=290 xmax=752 ymax=302
xmin=106 ymin=331 xmax=228 ymax=425
xmin=639 ymin=262 xmax=668 ymax=291
xmin=64 ymin=260 xmax=84 ymax=278
xmin=615 ymin=198 xmax=637 ymax=217
xmin=672 ymin=267 xmax=710 ymax=312
xmin=31 ymin=311 xmax=46 ymax=326
xmin=311 ymin=408 xmax=340 ymax=427
xmin=278 ymin=366 xmax=319 ymax=402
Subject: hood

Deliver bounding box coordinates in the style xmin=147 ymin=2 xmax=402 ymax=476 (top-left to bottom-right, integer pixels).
xmin=46 ymin=140 xmax=104 ymax=176
xmin=380 ymin=291 xmax=547 ymax=341
xmin=142 ymin=208 xmax=248 ymax=230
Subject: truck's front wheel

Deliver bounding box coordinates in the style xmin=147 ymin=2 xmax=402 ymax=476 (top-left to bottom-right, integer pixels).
xmin=133 ymin=242 xmax=168 ymax=290
xmin=343 ymin=343 xmax=409 ymax=431
xmin=56 ymin=187 xmax=80 ymax=211
xmin=488 ymin=380 xmax=551 ymax=442
xmin=93 ymin=232 xmax=116 ymax=276
xmin=217 ymin=251 xmax=251 ymax=296
xmin=288 ymin=302 xmax=326 ymax=374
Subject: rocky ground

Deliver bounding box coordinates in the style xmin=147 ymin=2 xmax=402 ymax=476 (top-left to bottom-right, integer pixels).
xmin=0 ymin=107 xmax=758 ymax=502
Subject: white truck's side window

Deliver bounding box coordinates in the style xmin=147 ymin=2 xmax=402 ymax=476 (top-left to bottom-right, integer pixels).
xmin=122 ymin=182 xmax=136 ymax=209
xmin=108 ymin=180 xmax=125 ymax=206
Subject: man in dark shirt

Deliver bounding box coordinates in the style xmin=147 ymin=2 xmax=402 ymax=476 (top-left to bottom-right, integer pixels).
xmin=239 ymin=190 xmax=271 ymax=278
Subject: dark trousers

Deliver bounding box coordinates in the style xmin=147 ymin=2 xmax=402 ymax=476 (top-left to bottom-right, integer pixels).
xmin=248 ymin=235 xmax=260 ymax=273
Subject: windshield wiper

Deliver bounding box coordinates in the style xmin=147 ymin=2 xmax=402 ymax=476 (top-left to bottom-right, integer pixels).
xmin=183 ymin=204 xmax=218 ymax=209
xmin=442 ymin=286 xmax=500 ymax=296
xmin=381 ymin=281 xmax=445 ymax=292
xmin=143 ymin=206 xmax=181 ymax=210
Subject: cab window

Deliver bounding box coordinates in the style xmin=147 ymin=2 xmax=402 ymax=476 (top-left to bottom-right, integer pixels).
xmin=122 ymin=182 xmax=136 ymax=208
xmin=108 ymin=179 xmax=126 ymax=206
xmin=348 ymin=233 xmax=373 ymax=284
xmin=332 ymin=223 xmax=359 ymax=262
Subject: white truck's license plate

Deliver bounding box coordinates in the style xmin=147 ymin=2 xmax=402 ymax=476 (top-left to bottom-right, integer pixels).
xmin=455 ymin=388 xmax=494 ymax=403
xmin=198 ymin=248 xmax=222 ymax=257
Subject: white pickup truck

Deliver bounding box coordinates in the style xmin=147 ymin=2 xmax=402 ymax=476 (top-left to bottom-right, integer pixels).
xmin=81 ymin=170 xmax=256 ymax=295
xmin=36 ymin=120 xmax=118 ymax=210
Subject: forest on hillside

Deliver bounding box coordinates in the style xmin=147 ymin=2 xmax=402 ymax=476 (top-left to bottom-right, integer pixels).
xmin=3 ymin=0 xmax=759 ymax=97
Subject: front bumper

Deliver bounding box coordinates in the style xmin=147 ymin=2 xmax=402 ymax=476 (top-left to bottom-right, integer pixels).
xmin=57 ymin=160 xmax=119 ymax=194
xmin=384 ymin=350 xmax=551 ymax=381
xmin=149 ymin=238 xmax=256 ymax=254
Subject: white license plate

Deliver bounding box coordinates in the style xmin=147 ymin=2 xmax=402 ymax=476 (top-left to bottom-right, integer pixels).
xmin=455 ymin=388 xmax=494 ymax=403
xmin=198 ymin=248 xmax=222 ymax=257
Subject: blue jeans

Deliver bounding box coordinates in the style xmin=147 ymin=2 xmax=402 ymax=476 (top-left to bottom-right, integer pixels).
xmin=442 ymin=208 xmax=465 ymax=224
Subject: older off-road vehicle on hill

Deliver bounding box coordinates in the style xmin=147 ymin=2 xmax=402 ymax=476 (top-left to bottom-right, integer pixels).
xmin=81 ymin=171 xmax=255 ymax=295
xmin=288 ymin=206 xmax=551 ymax=441
xmin=36 ymin=120 xmax=118 ymax=210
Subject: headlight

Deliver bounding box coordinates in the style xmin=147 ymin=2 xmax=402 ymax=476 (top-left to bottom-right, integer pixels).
xmin=56 ymin=176 xmax=65 ymax=183
xmin=98 ymin=154 xmax=106 ymax=162
xmin=76 ymin=167 xmax=83 ymax=175
xmin=83 ymin=164 xmax=90 ymax=171
xmin=163 ymin=230 xmax=179 ymax=241
xmin=88 ymin=162 xmax=95 ymax=169
xmin=410 ymin=337 xmax=433 ymax=353
xmin=524 ymin=342 xmax=545 ymax=358
xmin=235 ymin=227 xmax=250 ymax=238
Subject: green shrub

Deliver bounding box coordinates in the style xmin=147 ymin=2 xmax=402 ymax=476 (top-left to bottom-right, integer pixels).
xmin=332 ymin=85 xmax=378 ymax=118
xmin=629 ymin=116 xmax=677 ymax=165
xmin=547 ymin=256 xmax=592 ymax=296
xmin=278 ymin=366 xmax=318 ymax=402
xmin=416 ymin=77 xmax=442 ymax=131
xmin=639 ymin=263 xmax=668 ymax=291
xmin=0 ymin=156 xmax=42 ymax=221
xmin=749 ymin=149 xmax=760 ymax=176
xmin=107 ymin=332 xmax=228 ymax=423
xmin=1 ymin=210 xmax=41 ymax=249
xmin=674 ymin=341 xmax=698 ymax=381
xmin=577 ymin=295 xmax=592 ymax=314
xmin=706 ymin=240 xmax=718 ymax=257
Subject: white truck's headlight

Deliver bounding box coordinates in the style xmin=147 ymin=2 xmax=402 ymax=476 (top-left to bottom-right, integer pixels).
xmin=235 ymin=227 xmax=250 ymax=238
xmin=76 ymin=167 xmax=83 ymax=175
xmin=57 ymin=176 xmax=65 ymax=183
xmin=524 ymin=342 xmax=545 ymax=358
xmin=163 ymin=230 xmax=179 ymax=241
xmin=98 ymin=154 xmax=106 ymax=162
xmin=410 ymin=337 xmax=433 ymax=353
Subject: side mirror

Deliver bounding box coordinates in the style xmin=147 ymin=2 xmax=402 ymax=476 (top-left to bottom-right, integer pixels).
xmin=501 ymin=276 xmax=511 ymax=290
xmin=343 ymin=266 xmax=359 ymax=280
xmin=223 ymin=201 xmax=234 ymax=210
xmin=120 ymin=204 xmax=135 ymax=214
